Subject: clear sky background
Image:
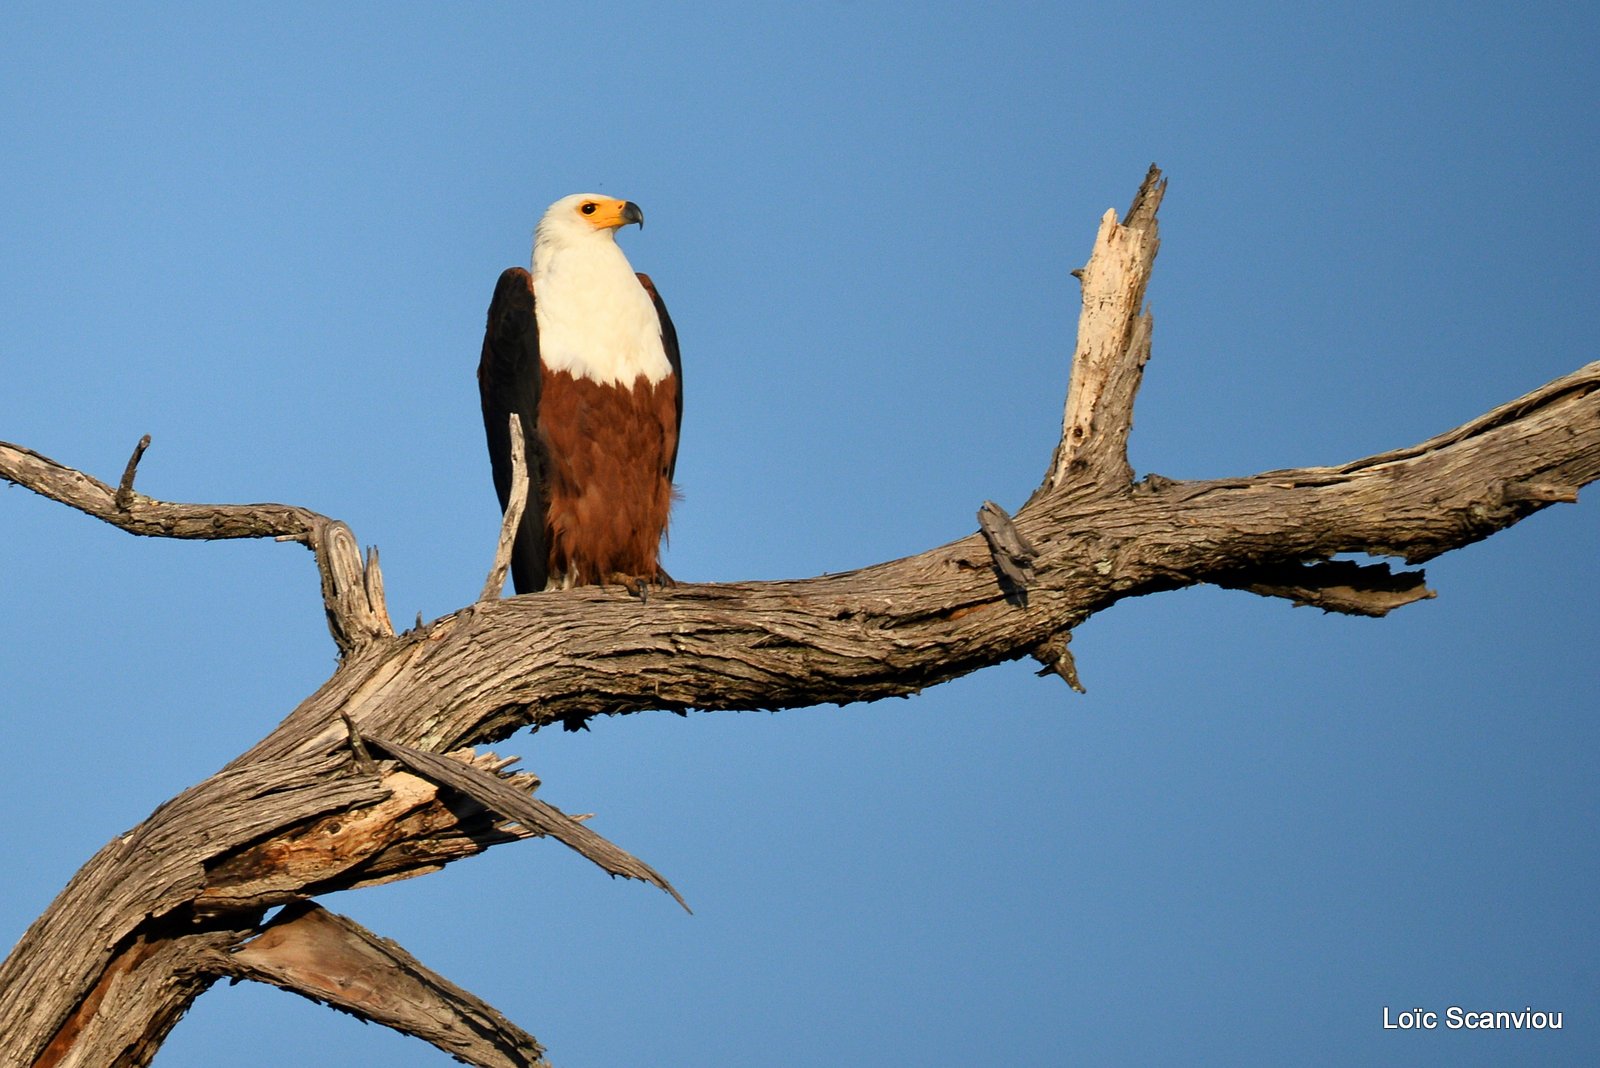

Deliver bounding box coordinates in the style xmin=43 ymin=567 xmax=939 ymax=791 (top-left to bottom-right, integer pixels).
xmin=2 ymin=2 xmax=1596 ymax=1065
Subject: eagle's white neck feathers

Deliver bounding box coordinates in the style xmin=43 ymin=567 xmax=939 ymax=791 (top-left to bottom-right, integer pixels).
xmin=531 ymin=194 xmax=671 ymax=387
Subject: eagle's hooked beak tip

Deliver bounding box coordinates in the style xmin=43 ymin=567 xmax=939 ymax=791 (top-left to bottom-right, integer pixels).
xmin=622 ymin=201 xmax=644 ymax=229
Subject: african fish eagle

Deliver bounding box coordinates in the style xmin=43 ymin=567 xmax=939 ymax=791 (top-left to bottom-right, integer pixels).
xmin=478 ymin=194 xmax=681 ymax=594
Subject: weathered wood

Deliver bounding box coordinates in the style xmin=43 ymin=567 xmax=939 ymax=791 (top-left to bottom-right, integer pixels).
xmin=364 ymin=735 xmax=687 ymax=910
xmin=1212 ymin=559 xmax=1434 ymax=616
xmin=217 ymin=903 xmax=550 ymax=1068
xmin=977 ymin=499 xmax=1039 ymax=606
xmin=1 ymin=751 xmax=370 ymax=1066
xmin=2 ymin=167 xmax=1596 ymax=1066
xmin=33 ymin=922 xmax=245 ymax=1068
xmin=312 ymin=520 xmax=396 ymax=656
xmin=1043 ymin=163 xmax=1163 ymax=492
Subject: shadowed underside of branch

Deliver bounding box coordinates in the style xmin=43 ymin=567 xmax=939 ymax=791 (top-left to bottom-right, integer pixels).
xmin=2 ymin=165 xmax=1596 ymax=1067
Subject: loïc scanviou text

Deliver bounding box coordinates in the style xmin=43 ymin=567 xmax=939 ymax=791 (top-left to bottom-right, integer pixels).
xmin=1383 ymin=1006 xmax=1563 ymax=1030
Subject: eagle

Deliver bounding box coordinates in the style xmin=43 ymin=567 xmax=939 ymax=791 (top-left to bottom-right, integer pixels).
xmin=478 ymin=194 xmax=681 ymax=594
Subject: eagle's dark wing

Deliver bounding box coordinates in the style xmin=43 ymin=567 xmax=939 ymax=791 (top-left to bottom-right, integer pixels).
xmin=478 ymin=267 xmax=548 ymax=595
xmin=636 ymin=272 xmax=682 ymax=483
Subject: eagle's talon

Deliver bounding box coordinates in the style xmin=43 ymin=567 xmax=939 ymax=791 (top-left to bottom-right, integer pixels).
xmin=602 ymin=573 xmax=654 ymax=603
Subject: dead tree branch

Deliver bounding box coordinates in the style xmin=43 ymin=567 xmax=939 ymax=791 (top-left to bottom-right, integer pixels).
xmin=3 ymin=166 xmax=1596 ymax=1066
xmin=0 ymin=438 xmax=394 ymax=656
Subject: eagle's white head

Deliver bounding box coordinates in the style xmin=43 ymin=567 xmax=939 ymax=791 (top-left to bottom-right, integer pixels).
xmin=532 ymin=194 xmax=643 ymax=271
xmin=529 ymin=193 xmax=670 ymax=387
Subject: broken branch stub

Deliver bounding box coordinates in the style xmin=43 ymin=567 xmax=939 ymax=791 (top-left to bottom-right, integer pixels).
xmin=1044 ymin=165 xmax=1164 ymax=493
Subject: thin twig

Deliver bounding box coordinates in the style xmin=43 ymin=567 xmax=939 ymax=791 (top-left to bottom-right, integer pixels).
xmin=481 ymin=413 xmax=530 ymax=601
xmin=114 ymin=434 xmax=152 ymax=511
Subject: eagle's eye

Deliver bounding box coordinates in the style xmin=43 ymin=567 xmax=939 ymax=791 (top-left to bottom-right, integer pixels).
xmin=580 ymin=202 xmax=597 ymax=215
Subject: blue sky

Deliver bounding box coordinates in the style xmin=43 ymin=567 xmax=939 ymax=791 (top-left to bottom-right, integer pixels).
xmin=2 ymin=2 xmax=1597 ymax=1065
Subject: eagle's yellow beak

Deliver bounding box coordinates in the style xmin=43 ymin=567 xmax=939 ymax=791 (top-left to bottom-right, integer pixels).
xmin=580 ymin=197 xmax=644 ymax=231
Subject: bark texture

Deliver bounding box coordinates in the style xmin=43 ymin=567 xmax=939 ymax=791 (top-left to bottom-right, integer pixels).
xmin=2 ymin=166 xmax=1596 ymax=1066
